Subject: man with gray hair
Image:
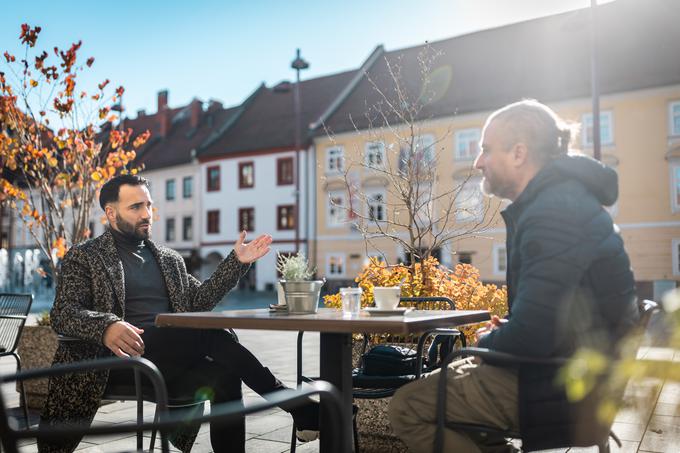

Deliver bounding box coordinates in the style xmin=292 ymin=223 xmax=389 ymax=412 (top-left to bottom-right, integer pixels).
xmin=389 ymin=100 xmax=639 ymax=452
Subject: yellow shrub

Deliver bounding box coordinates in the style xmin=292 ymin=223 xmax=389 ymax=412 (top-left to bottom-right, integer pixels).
xmin=324 ymin=256 xmax=508 ymax=342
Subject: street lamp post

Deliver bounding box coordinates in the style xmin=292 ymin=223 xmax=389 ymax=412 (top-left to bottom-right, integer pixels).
xmin=291 ymin=49 xmax=309 ymax=253
xmin=590 ymin=0 xmax=601 ymax=161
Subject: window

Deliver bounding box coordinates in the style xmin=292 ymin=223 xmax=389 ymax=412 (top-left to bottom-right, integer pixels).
xmin=326 ymin=254 xmax=345 ymax=277
xmin=207 ymin=210 xmax=220 ymax=234
xmin=673 ymin=239 xmax=680 ymax=277
xmin=165 ymin=218 xmax=175 ymax=242
xmin=277 ymin=205 xmax=295 ymax=230
xmin=493 ymin=244 xmax=507 ymax=276
xmin=399 ymin=135 xmax=435 ymax=174
xmin=365 ymin=141 xmax=385 ymax=168
xmin=458 ymin=252 xmax=472 ymax=265
xmin=672 ymin=162 xmax=680 ymax=213
xmin=455 ymin=178 xmax=484 ymax=222
xmin=366 ymin=190 xmax=386 ymax=222
xmin=182 ymin=216 xmax=193 ymax=241
xmin=239 ymin=162 xmax=254 ymax=189
xmin=277 ymin=157 xmax=294 ymax=185
xmin=454 ymin=128 xmax=481 ymax=160
xmin=207 ymin=166 xmax=220 ymax=192
xmin=326 ymin=146 xmax=344 ymax=174
xmin=239 ymin=207 xmax=255 ymax=232
xmin=182 ymin=176 xmax=193 ymax=199
xmin=165 ymin=179 xmax=175 ymax=201
xmin=582 ymin=111 xmax=614 ymax=147
xmin=670 ymin=101 xmax=680 ymax=137
xmin=327 ymin=190 xmax=347 ymax=226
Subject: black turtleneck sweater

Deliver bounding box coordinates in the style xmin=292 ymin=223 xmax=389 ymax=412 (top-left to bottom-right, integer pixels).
xmin=110 ymin=228 xmax=171 ymax=328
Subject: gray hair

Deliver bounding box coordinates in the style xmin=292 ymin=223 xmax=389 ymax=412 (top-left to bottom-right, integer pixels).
xmin=485 ymin=99 xmax=576 ymax=166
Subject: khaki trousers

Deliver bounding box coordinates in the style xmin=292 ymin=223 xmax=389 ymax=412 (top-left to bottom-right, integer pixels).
xmin=389 ymin=358 xmax=519 ymax=453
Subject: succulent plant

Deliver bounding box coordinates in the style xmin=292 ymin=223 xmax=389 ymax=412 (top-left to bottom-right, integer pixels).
xmin=276 ymin=251 xmax=315 ymax=281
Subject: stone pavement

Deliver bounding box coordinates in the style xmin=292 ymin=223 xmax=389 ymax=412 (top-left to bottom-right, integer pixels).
xmin=2 ymin=325 xmax=680 ymax=452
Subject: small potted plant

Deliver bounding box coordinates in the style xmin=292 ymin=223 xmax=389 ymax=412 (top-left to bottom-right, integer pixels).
xmin=276 ymin=252 xmax=325 ymax=314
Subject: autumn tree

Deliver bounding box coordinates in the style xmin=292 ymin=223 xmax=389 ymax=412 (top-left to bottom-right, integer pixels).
xmin=0 ymin=24 xmax=148 ymax=281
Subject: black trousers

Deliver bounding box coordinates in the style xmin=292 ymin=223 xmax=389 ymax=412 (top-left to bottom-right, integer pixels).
xmin=109 ymin=326 xmax=285 ymax=452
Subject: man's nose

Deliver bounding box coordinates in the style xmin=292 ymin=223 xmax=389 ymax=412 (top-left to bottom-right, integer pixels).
xmin=473 ymin=152 xmax=484 ymax=170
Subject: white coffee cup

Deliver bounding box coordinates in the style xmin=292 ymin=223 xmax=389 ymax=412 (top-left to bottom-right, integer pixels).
xmin=373 ymin=286 xmax=401 ymax=310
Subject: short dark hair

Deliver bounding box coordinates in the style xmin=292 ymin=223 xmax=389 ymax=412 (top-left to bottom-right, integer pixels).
xmin=99 ymin=174 xmax=149 ymax=210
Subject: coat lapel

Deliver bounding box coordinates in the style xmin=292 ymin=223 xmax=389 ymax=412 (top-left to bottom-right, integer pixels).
xmin=145 ymin=240 xmax=183 ymax=312
xmin=95 ymin=229 xmax=126 ymax=315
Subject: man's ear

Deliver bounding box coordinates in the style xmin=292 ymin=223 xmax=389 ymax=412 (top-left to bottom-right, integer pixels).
xmin=104 ymin=205 xmax=116 ymax=224
xmin=511 ymin=142 xmax=530 ymax=168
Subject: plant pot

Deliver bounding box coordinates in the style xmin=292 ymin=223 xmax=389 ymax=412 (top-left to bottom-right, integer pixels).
xmin=16 ymin=325 xmax=58 ymax=410
xmin=280 ymin=280 xmax=325 ymax=314
xmin=275 ymin=281 xmax=287 ymax=306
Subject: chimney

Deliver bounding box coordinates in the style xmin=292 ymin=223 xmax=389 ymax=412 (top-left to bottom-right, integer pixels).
xmin=157 ymin=90 xmax=168 ymax=112
xmin=190 ymin=99 xmax=202 ymax=129
xmin=208 ymin=99 xmax=223 ymax=112
xmin=137 ymin=109 xmax=146 ymax=117
xmin=159 ymin=108 xmax=170 ymax=138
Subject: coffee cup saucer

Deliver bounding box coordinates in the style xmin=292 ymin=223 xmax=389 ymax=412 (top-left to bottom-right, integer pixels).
xmin=364 ymin=307 xmax=412 ymax=316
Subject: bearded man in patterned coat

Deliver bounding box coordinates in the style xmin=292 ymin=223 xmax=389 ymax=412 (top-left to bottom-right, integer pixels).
xmin=39 ymin=174 xmax=319 ymax=453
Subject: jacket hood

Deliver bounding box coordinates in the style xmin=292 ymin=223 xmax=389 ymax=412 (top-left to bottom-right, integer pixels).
xmin=522 ymin=154 xmax=618 ymax=207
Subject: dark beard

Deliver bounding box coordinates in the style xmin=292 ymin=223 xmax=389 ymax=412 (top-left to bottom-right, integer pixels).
xmin=115 ymin=213 xmax=150 ymax=241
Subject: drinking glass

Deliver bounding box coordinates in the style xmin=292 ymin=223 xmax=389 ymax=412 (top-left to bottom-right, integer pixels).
xmin=340 ymin=287 xmax=363 ymax=317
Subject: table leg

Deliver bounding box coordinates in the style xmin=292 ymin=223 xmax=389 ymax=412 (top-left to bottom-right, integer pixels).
xmin=320 ymin=332 xmax=353 ymax=453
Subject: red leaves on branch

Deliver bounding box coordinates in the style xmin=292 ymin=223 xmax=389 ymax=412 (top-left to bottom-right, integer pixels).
xmin=19 ymin=24 xmax=41 ymax=47
xmin=59 ymin=40 xmax=81 ymax=72
xmin=34 ymin=51 xmax=48 ymax=70
xmin=133 ymin=130 xmax=151 ymax=149
xmin=63 ymin=74 xmax=76 ymax=97
xmin=86 ymin=57 xmax=94 ymax=67
xmin=3 ymin=52 xmax=15 ymax=63
xmin=98 ymin=79 xmax=110 ymax=91
xmin=115 ymin=86 xmax=125 ymax=97
xmin=53 ymin=97 xmax=74 ymax=113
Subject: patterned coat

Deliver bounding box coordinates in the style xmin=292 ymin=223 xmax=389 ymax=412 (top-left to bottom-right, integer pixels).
xmin=39 ymin=229 xmax=249 ymax=453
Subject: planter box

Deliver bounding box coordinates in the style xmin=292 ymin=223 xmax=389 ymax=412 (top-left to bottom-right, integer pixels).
xmin=16 ymin=325 xmax=58 ymax=410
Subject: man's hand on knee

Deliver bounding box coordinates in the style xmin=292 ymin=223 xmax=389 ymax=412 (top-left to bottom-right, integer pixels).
xmin=103 ymin=321 xmax=145 ymax=357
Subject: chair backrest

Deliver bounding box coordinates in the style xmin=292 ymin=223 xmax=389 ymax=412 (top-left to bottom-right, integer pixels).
xmin=399 ymin=296 xmax=456 ymax=310
xmin=639 ymin=299 xmax=659 ymax=330
xmin=0 ymin=294 xmax=33 ymax=355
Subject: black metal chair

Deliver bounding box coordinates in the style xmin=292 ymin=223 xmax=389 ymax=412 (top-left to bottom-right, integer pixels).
xmin=0 ymin=356 xmax=348 ymax=453
xmin=0 ymin=293 xmax=33 ymax=427
xmin=291 ymin=296 xmax=467 ymax=452
xmin=434 ymin=299 xmax=660 ymax=453
xmin=57 ymin=334 xmax=210 ymax=452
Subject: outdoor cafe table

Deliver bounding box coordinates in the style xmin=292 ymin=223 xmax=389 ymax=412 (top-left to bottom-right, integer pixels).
xmin=155 ymin=307 xmax=490 ymax=453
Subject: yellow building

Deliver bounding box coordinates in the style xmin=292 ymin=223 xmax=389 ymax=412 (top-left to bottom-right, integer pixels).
xmin=309 ymin=0 xmax=680 ymax=301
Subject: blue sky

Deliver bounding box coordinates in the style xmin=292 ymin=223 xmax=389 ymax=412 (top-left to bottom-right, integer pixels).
xmin=2 ymin=0 xmax=610 ymax=117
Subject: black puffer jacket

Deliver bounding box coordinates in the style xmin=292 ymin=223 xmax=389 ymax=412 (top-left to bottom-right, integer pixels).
xmin=478 ymin=154 xmax=639 ymax=451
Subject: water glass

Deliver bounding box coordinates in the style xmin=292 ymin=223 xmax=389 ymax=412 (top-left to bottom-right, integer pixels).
xmin=340 ymin=287 xmax=363 ymax=317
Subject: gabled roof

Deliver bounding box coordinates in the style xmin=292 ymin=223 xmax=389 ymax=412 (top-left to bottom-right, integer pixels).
xmin=317 ymin=0 xmax=680 ymax=135
xmin=127 ymin=103 xmax=240 ymax=172
xmin=198 ymin=69 xmax=358 ymax=159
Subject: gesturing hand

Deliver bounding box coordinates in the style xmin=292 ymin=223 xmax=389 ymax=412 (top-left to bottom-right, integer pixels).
xmin=234 ymin=231 xmax=273 ymax=264
xmin=103 ymin=321 xmax=145 ymax=358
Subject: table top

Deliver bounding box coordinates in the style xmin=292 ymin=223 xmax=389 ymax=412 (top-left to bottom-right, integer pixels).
xmin=155 ymin=308 xmax=490 ymax=335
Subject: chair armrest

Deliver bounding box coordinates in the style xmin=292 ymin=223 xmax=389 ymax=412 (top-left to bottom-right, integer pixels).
xmin=415 ymin=328 xmax=464 ymax=378
xmin=3 ymin=377 xmax=347 ymax=453
xmin=441 ymin=347 xmax=568 ymax=369
xmin=1 ymin=356 xmax=172 ymax=452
